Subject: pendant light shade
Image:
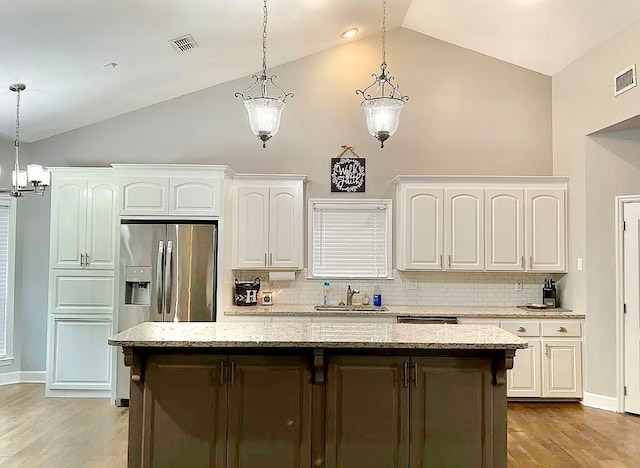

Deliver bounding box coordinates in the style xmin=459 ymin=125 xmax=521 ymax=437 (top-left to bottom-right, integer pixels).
xmin=243 ymin=97 xmax=286 ymax=145
xmin=362 ymin=97 xmax=405 ymax=146
xmin=235 ymin=0 xmax=292 ymax=148
xmin=356 ymin=0 xmax=408 ymax=148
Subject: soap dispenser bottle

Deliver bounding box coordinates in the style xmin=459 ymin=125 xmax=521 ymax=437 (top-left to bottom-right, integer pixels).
xmin=322 ymin=281 xmax=331 ymax=306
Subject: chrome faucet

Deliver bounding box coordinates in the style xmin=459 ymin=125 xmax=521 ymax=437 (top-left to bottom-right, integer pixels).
xmin=346 ymin=285 xmax=360 ymax=306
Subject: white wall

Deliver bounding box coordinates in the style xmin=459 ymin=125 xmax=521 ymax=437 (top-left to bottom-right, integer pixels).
xmin=553 ymin=18 xmax=640 ymax=398
xmin=14 ymin=28 xmax=553 ymax=373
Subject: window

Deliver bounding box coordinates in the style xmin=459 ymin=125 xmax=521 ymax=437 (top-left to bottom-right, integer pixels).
xmin=308 ymin=199 xmax=392 ymax=278
xmin=0 ymin=197 xmax=16 ymax=364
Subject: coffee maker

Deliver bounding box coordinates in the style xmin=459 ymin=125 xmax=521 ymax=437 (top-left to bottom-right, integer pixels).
xmin=543 ymin=279 xmax=557 ymax=308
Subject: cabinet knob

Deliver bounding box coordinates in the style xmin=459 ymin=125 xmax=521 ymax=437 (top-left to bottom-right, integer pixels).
xmin=557 ymin=326 xmax=567 ymax=332
xmin=516 ymin=326 xmax=526 ymax=332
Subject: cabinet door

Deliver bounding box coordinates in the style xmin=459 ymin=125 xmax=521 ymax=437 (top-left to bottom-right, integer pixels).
xmin=403 ymin=188 xmax=444 ymax=270
xmin=47 ymin=316 xmax=112 ymax=392
xmin=85 ymin=179 xmax=117 ymax=269
xmin=268 ymin=187 xmax=302 ymax=269
xmin=486 ymin=189 xmax=524 ymax=271
xmin=507 ymin=339 xmax=542 ymax=397
xmin=49 ymin=270 xmax=114 ymax=316
xmin=226 ymin=355 xmax=312 ymax=468
xmin=526 ymin=189 xmax=566 ymax=271
xmin=236 ymin=187 xmax=269 ymax=268
xmin=325 ymin=355 xmax=408 ymax=468
xmin=542 ymin=340 xmax=582 ymax=398
xmin=410 ymin=356 xmax=494 ymax=468
xmin=445 ymin=188 xmax=484 ymax=270
xmin=119 ymin=176 xmax=169 ymax=216
xmin=50 ymin=178 xmax=87 ymax=269
xmin=142 ymin=355 xmax=227 ymax=468
xmin=169 ymin=177 xmax=222 ymax=216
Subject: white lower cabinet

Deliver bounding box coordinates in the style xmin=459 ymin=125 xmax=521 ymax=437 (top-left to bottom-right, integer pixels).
xmin=542 ymin=340 xmax=582 ymax=398
xmin=507 ymin=339 xmax=542 ymax=397
xmin=47 ymin=269 xmax=115 ymax=397
xmin=461 ymin=318 xmax=583 ymax=399
xmin=46 ymin=316 xmax=113 ymax=397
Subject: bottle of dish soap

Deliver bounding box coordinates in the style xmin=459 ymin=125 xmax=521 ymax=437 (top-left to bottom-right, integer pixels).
xmin=322 ymin=281 xmax=331 ymax=306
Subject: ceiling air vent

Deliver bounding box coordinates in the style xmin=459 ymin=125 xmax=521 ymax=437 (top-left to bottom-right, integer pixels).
xmin=614 ymin=64 xmax=636 ymax=96
xmin=170 ymin=34 xmax=198 ymax=54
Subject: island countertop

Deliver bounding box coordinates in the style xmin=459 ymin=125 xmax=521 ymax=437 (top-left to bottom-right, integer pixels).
xmin=108 ymin=321 xmax=527 ymax=350
xmin=224 ymin=304 xmax=584 ymax=319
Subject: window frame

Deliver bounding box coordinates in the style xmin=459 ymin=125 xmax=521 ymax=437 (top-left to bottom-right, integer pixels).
xmin=307 ymin=198 xmax=393 ymax=279
xmin=0 ymin=196 xmax=17 ymax=366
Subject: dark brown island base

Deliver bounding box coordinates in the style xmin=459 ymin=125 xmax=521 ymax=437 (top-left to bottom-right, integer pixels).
xmin=109 ymin=321 xmax=526 ymax=468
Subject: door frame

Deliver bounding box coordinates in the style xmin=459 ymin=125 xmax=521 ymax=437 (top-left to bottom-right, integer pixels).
xmin=615 ymin=195 xmax=640 ymax=413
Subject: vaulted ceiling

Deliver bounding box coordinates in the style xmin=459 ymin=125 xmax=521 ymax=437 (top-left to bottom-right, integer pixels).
xmin=2 ymin=0 xmax=640 ymax=142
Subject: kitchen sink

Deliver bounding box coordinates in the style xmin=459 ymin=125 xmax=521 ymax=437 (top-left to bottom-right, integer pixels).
xmin=314 ymin=305 xmax=389 ymax=312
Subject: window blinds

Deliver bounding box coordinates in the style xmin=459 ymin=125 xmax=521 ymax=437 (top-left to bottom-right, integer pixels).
xmin=0 ymin=202 xmax=10 ymax=359
xmin=311 ymin=202 xmax=389 ymax=278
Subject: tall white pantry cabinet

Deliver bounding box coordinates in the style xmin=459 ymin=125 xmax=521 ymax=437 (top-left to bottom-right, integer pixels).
xmin=46 ymin=168 xmax=117 ymax=397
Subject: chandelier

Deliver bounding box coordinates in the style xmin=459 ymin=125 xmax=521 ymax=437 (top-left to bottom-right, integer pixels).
xmin=356 ymin=0 xmax=408 ymax=148
xmin=235 ymin=0 xmax=293 ymax=148
xmin=0 ymin=84 xmax=49 ymax=197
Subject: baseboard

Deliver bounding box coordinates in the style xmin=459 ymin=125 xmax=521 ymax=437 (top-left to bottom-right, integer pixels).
xmin=582 ymin=392 xmax=618 ymax=412
xmin=0 ymin=370 xmax=46 ymax=386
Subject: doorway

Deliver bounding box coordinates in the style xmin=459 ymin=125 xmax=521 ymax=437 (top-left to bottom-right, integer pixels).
xmin=618 ymin=197 xmax=640 ymax=415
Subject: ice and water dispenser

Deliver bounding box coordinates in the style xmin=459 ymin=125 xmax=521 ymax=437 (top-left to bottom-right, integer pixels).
xmin=124 ymin=266 xmax=151 ymax=306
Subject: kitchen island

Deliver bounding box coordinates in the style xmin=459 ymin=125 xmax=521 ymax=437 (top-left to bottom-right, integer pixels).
xmin=110 ymin=321 xmax=526 ymax=468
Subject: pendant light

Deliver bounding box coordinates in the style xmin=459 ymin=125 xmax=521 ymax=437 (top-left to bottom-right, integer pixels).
xmin=356 ymin=0 xmax=408 ymax=148
xmin=0 ymin=84 xmax=50 ymax=197
xmin=235 ymin=0 xmax=293 ymax=148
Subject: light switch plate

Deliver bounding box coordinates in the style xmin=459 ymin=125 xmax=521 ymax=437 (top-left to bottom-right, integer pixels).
xmin=406 ymin=278 xmax=417 ymax=290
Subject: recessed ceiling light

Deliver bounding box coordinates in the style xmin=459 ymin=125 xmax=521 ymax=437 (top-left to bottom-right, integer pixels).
xmin=341 ymin=28 xmax=359 ymax=39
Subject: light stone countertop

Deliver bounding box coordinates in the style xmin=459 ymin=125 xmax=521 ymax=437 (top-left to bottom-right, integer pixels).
xmin=108 ymin=321 xmax=527 ymax=350
xmin=224 ymin=304 xmax=585 ymax=319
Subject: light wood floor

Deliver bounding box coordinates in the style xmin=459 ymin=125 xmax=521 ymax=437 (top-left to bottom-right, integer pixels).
xmin=1 ymin=384 xmax=639 ymax=467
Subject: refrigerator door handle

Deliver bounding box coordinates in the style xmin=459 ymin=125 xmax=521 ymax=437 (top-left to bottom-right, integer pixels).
xmin=156 ymin=241 xmax=164 ymax=315
xmin=164 ymin=240 xmax=173 ymax=320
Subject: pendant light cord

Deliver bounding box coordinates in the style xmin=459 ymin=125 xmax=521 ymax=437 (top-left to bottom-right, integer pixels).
xmin=14 ymin=87 xmax=21 ymax=192
xmin=262 ymin=0 xmax=268 ymax=77
xmin=381 ymin=0 xmax=387 ymax=67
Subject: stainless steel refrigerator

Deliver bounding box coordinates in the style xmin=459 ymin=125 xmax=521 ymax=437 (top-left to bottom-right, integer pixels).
xmin=115 ymin=221 xmax=217 ymax=404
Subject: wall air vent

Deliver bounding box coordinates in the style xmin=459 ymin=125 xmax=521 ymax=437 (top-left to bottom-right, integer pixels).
xmin=169 ymin=34 xmax=198 ymax=54
xmin=614 ymin=64 xmax=636 ymax=96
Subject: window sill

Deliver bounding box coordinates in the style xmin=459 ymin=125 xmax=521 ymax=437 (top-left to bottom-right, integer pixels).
xmin=0 ymin=357 xmax=15 ymax=367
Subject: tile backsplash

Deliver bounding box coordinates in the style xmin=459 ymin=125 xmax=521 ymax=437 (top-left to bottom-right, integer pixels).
xmin=234 ymin=269 xmax=563 ymax=307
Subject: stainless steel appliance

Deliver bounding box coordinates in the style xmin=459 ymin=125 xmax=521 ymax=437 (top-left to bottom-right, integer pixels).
xmin=115 ymin=221 xmax=217 ymax=405
xmin=397 ymin=316 xmax=459 ymax=324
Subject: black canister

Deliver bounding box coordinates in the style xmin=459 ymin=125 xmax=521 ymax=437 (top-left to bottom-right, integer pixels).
xmin=543 ymin=279 xmax=557 ymax=308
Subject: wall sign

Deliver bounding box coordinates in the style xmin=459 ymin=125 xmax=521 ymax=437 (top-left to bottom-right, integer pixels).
xmin=331 ymin=146 xmax=366 ymax=193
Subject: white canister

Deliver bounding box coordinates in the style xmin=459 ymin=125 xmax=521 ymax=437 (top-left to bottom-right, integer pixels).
xmin=261 ymin=291 xmax=274 ymax=306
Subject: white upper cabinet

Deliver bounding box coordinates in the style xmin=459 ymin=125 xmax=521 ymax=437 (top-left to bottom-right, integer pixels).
xmin=445 ymin=188 xmax=484 ymax=270
xmin=50 ymin=171 xmax=116 ymax=270
xmin=114 ymin=165 xmax=230 ymax=217
xmin=526 ymin=189 xmax=566 ymax=272
xmin=395 ymin=177 xmax=567 ymax=272
xmin=119 ymin=176 xmax=168 ymax=217
xmin=397 ymin=187 xmax=444 ymax=270
xmin=169 ymin=177 xmax=222 ymax=216
xmin=486 ymin=189 xmax=524 ymax=271
xmin=236 ymin=187 xmax=270 ymax=269
xmin=234 ymin=177 xmax=305 ymax=270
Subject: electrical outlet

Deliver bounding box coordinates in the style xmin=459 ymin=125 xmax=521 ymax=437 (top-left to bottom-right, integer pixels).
xmin=515 ymin=282 xmax=523 ymax=292
xmin=406 ymin=278 xmax=417 ymax=290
